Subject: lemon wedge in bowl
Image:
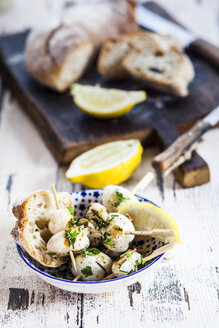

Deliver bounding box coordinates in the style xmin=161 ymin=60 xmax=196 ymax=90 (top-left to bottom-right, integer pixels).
xmin=70 ymin=84 xmax=146 ymax=118
xmin=119 ymin=202 xmax=181 ymax=243
xmin=66 ymin=139 xmax=143 ymax=188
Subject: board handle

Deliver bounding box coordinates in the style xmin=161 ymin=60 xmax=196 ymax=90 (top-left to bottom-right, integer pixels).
xmin=152 ymin=120 xmax=211 ymax=171
xmin=189 ymin=38 xmax=219 ymax=68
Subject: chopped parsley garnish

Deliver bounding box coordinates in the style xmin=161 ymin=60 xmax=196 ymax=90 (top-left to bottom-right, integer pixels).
xmin=103 ymin=231 xmax=111 ymax=239
xmin=138 ymin=257 xmax=146 ymax=270
xmin=67 ymin=206 xmax=79 ymax=226
xmin=128 ymin=260 xmax=139 ymax=274
xmin=67 ymin=206 xmax=75 ymax=217
xmin=120 ymin=251 xmax=132 ymax=260
xmin=119 ymin=252 xmax=132 ymax=269
xmin=65 ymin=228 xmax=80 ymax=248
xmin=48 ymin=252 xmax=57 ymax=256
xmin=114 ymin=226 xmax=123 ymax=231
xmin=91 ymin=209 xmax=108 ymax=228
xmin=114 ymin=190 xmax=130 ymax=208
xmin=120 ymin=251 xmax=128 ymax=258
xmin=119 ymin=258 xmax=139 ymax=275
xmin=127 ymin=252 xmax=133 ymax=262
xmin=69 ymin=218 xmax=79 ymax=226
xmin=105 ymin=239 xmax=114 ymax=248
xmin=96 ymin=261 xmax=106 ymax=273
xmin=120 ymin=251 xmax=133 ymax=262
xmin=109 ymin=214 xmax=119 ymax=221
xmin=82 ymin=248 xmax=100 ymax=257
xmin=81 ymin=266 xmax=93 ymax=277
xmin=102 ymin=231 xmax=115 ymax=248
xmin=119 ymin=269 xmax=129 ymax=274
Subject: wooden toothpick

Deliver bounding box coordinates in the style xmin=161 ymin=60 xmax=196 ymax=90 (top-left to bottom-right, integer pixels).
xmin=51 ymin=184 xmax=60 ymax=209
xmin=87 ymin=228 xmax=176 ymax=243
xmin=125 ymin=229 xmax=176 ymax=238
xmin=143 ymin=241 xmax=175 ymax=262
xmin=50 ymin=184 xmax=77 ymax=272
xmin=69 ymin=249 xmax=77 ymax=272
xmin=102 ymin=273 xmax=115 ymax=281
xmin=132 ymin=171 xmax=154 ymax=194
xmin=73 ymin=274 xmax=82 ymax=281
xmin=88 ymin=227 xmax=176 ymax=240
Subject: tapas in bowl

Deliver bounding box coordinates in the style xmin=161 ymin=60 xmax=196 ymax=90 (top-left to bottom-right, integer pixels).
xmin=12 ymin=185 xmax=180 ymax=293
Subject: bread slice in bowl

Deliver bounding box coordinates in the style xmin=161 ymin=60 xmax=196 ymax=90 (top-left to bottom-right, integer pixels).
xmin=11 ymin=190 xmax=73 ymax=267
xmin=122 ymin=48 xmax=195 ymax=97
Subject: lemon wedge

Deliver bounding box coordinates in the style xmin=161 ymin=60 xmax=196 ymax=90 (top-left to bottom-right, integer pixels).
xmin=119 ymin=202 xmax=181 ymax=243
xmin=71 ymin=84 xmax=146 ymax=118
xmin=66 ymin=139 xmax=143 ymax=188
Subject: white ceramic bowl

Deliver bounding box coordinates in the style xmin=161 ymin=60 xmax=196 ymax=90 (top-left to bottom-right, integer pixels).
xmin=16 ymin=189 xmax=164 ymax=293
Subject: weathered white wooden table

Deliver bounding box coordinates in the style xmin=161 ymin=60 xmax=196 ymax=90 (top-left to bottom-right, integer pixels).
xmin=0 ymin=1 xmax=219 ymax=327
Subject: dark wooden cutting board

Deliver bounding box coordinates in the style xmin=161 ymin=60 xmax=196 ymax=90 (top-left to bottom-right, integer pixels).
xmin=0 ymin=2 xmax=218 ymax=187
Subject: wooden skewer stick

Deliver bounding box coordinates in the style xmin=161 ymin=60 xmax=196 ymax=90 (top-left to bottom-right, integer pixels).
xmin=125 ymin=229 xmax=176 ymax=238
xmin=102 ymin=241 xmax=175 ymax=281
xmin=73 ymin=274 xmax=82 ymax=282
xmin=89 ymin=228 xmax=175 ymax=239
xmin=143 ymin=241 xmax=175 ymax=262
xmin=132 ymin=171 xmax=154 ymax=194
xmin=102 ymin=273 xmax=115 ymax=281
xmin=51 ymin=184 xmax=60 ymax=209
xmin=50 ymin=184 xmax=77 ymax=272
xmin=69 ymin=250 xmax=77 ymax=272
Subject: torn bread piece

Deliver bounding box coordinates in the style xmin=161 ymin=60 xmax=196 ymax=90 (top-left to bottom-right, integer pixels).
xmin=11 ymin=190 xmax=73 ymax=267
xmin=122 ymin=48 xmax=195 ymax=97
xmin=98 ymin=31 xmax=182 ymax=78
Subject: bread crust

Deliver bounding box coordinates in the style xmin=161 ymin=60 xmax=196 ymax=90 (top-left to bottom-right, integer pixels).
xmin=11 ymin=191 xmax=73 ymax=267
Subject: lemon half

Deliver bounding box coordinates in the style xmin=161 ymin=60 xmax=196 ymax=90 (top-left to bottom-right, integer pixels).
xmin=66 ymin=139 xmax=143 ymax=188
xmin=71 ymin=84 xmax=146 ymax=118
xmin=119 ymin=202 xmax=181 ymax=243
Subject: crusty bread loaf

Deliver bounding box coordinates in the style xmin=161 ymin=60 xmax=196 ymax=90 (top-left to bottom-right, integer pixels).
xmin=122 ymin=48 xmax=195 ymax=97
xmin=25 ymin=1 xmax=138 ymax=92
xmin=25 ymin=28 xmax=95 ymax=92
xmin=11 ymin=190 xmax=73 ymax=267
xmin=98 ymin=31 xmax=182 ymax=78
